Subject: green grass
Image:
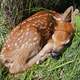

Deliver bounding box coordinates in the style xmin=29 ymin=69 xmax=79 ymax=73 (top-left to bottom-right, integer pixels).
xmin=0 ymin=9 xmax=11 ymax=50
xmin=0 ymin=7 xmax=80 ymax=80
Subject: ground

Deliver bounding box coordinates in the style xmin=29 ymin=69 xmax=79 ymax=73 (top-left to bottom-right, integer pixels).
xmin=0 ymin=8 xmax=80 ymax=80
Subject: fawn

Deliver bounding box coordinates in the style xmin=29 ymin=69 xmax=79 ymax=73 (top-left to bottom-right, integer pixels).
xmin=0 ymin=6 xmax=77 ymax=73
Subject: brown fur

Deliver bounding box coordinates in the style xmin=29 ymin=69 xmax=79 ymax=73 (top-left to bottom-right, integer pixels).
xmin=0 ymin=6 xmax=76 ymax=73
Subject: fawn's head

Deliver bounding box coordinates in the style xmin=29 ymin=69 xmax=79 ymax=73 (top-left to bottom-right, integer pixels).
xmin=51 ymin=6 xmax=75 ymax=55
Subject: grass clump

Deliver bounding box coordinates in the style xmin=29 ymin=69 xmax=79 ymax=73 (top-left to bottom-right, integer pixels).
xmin=0 ymin=9 xmax=10 ymax=50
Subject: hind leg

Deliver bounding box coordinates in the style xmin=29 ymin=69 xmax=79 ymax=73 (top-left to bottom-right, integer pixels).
xmin=8 ymin=47 xmax=40 ymax=74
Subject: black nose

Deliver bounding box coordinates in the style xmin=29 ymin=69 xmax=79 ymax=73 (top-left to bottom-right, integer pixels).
xmin=51 ymin=51 xmax=59 ymax=59
xmin=51 ymin=52 xmax=59 ymax=57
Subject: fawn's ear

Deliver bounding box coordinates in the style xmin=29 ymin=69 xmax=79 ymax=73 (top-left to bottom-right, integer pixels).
xmin=63 ymin=6 xmax=73 ymax=22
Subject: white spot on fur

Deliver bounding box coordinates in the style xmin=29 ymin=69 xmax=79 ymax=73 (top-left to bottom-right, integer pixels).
xmin=17 ymin=38 xmax=21 ymax=41
xmin=30 ymin=44 xmax=33 ymax=46
xmin=22 ymin=21 xmax=26 ymax=24
xmin=25 ymin=42 xmax=28 ymax=45
xmin=21 ymin=44 xmax=25 ymax=49
xmin=26 ymin=32 xmax=29 ymax=36
xmin=20 ymin=29 xmax=23 ymax=33
xmin=34 ymin=22 xmax=37 ymax=24
xmin=49 ymin=22 xmax=52 ymax=26
xmin=33 ymin=37 xmax=38 ymax=41
xmin=27 ymin=28 xmax=29 ymax=31
xmin=32 ymin=24 xmax=36 ymax=26
xmin=34 ymin=32 xmax=37 ymax=35
xmin=15 ymin=43 xmax=18 ymax=47
xmin=27 ymin=18 xmax=32 ymax=21
xmin=32 ymin=42 xmax=36 ymax=45
xmin=7 ymin=44 xmax=10 ymax=48
xmin=13 ymin=26 xmax=20 ymax=32
xmin=28 ymin=43 xmax=33 ymax=48
xmin=36 ymin=40 xmax=39 ymax=44
xmin=28 ymin=39 xmax=31 ymax=42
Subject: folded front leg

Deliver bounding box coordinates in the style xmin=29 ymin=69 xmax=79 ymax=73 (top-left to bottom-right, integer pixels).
xmin=24 ymin=41 xmax=53 ymax=69
xmin=36 ymin=53 xmax=50 ymax=64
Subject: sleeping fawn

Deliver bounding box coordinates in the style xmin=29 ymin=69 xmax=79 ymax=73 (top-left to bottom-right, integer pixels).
xmin=0 ymin=6 xmax=77 ymax=73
